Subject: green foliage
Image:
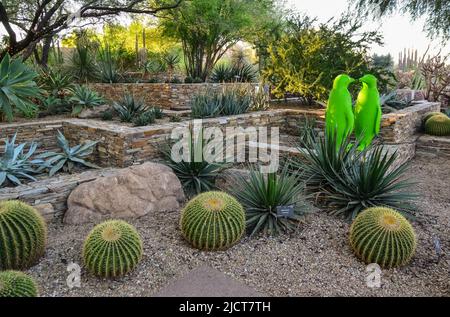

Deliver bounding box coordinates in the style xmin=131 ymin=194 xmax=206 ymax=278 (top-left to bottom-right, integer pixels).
xmin=230 ymin=166 xmax=305 ymax=237
xmin=98 ymin=45 xmax=120 ymax=83
xmin=113 ymin=94 xmax=148 ymax=122
xmin=67 ymin=41 xmax=98 ymax=82
xmin=191 ymin=86 xmax=253 ymax=118
xmin=423 ymin=112 xmax=445 ymax=124
xmin=151 ymin=106 xmax=164 ymax=119
xmin=0 ymin=271 xmax=39 ymax=297
xmin=211 ymin=63 xmax=257 ymax=83
xmin=101 ymin=109 xmax=114 ymax=121
xmin=0 ymin=54 xmax=41 ymax=121
xmin=262 ymin=15 xmax=388 ymax=103
xmin=132 ymin=110 xmax=156 ymax=127
xmin=0 ymin=133 xmax=45 ymax=187
xmin=291 ymin=130 xmax=416 ymax=220
xmin=83 ymin=220 xmax=143 ymax=278
xmin=161 ymin=128 xmax=228 ymax=197
xmin=211 ymin=64 xmax=233 ymax=83
xmin=69 ymin=85 xmax=105 ymax=116
xmin=349 ymin=207 xmax=416 ymax=268
xmin=38 ymin=96 xmax=71 ymax=116
xmin=0 ymin=200 xmax=47 ymax=270
xmin=180 ymin=191 xmax=246 ymax=250
xmin=424 ymin=114 xmax=450 ymax=136
xmin=37 ymin=68 xmax=74 ymax=98
xmin=38 ymin=131 xmax=99 ymax=176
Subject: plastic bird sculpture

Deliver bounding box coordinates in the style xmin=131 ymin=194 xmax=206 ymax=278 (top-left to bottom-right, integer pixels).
xmin=354 ymin=74 xmax=382 ymax=151
xmin=325 ymin=74 xmax=355 ymax=149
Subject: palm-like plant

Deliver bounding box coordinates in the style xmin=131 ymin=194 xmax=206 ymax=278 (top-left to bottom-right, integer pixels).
xmin=211 ymin=64 xmax=233 ymax=83
xmin=0 ymin=133 xmax=45 ymax=187
xmin=161 ymin=129 xmax=228 ymax=197
xmin=69 ymin=85 xmax=105 ymax=116
xmin=113 ymin=94 xmax=148 ymax=122
xmin=0 ymin=54 xmax=41 ymax=122
xmin=230 ymin=166 xmax=305 ymax=237
xmin=162 ymin=51 xmax=180 ymax=82
xmin=67 ymin=44 xmax=98 ymax=82
xmin=38 ymin=131 xmax=99 ymax=176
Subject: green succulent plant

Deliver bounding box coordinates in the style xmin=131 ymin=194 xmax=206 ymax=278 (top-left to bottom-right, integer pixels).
xmin=0 ymin=133 xmax=45 ymax=187
xmin=83 ymin=220 xmax=143 ymax=278
xmin=113 ymin=94 xmax=148 ymax=122
xmin=211 ymin=64 xmax=233 ymax=83
xmin=37 ymin=68 xmax=74 ymax=98
xmin=0 ymin=54 xmax=41 ymax=122
xmin=151 ymin=106 xmax=164 ymax=119
xmin=38 ymin=130 xmax=99 ymax=176
xmin=0 ymin=200 xmax=47 ymax=270
xmin=161 ymin=128 xmax=228 ymax=197
xmin=190 ymin=90 xmax=222 ymax=118
xmin=0 ymin=271 xmax=39 ymax=297
xmin=132 ymin=110 xmax=156 ymax=127
xmin=424 ymin=114 xmax=450 ymax=136
xmin=180 ymin=191 xmax=246 ymax=250
xmin=98 ymin=45 xmax=120 ymax=84
xmin=230 ymin=166 xmax=306 ymax=237
xmin=220 ymin=86 xmax=252 ymax=116
xmin=423 ymin=112 xmax=444 ymax=124
xmin=69 ymin=85 xmax=105 ymax=116
xmin=349 ymin=207 xmax=416 ymax=268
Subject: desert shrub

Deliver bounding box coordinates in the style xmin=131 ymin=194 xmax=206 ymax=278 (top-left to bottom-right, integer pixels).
xmin=0 ymin=200 xmax=47 ymax=270
xmin=69 ymin=85 xmax=105 ymax=116
xmin=350 ymin=207 xmax=416 ymax=268
xmin=180 ymin=191 xmax=245 ymax=250
xmin=83 ymin=220 xmax=143 ymax=277
xmin=230 ymin=166 xmax=306 ymax=236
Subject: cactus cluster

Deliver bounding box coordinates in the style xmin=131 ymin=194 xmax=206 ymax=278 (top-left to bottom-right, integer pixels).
xmin=0 ymin=271 xmax=38 ymax=297
xmin=180 ymin=191 xmax=245 ymax=251
xmin=349 ymin=207 xmax=416 ymax=268
xmin=83 ymin=220 xmax=143 ymax=278
xmin=425 ymin=114 xmax=450 ymax=136
xmin=0 ymin=200 xmax=47 ymax=270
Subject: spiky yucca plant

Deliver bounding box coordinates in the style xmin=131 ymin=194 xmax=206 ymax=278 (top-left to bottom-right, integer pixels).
xmin=230 ymin=166 xmax=306 ymax=237
xmin=180 ymin=191 xmax=245 ymax=250
xmin=424 ymin=114 xmax=450 ymax=136
xmin=0 ymin=200 xmax=47 ymax=270
xmin=0 ymin=271 xmax=39 ymax=297
xmin=349 ymin=207 xmax=416 ymax=268
xmin=83 ymin=220 xmax=143 ymax=278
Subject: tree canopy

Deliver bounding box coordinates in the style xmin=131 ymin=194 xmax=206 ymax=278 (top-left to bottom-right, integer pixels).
xmin=352 ymin=0 xmax=450 ymax=40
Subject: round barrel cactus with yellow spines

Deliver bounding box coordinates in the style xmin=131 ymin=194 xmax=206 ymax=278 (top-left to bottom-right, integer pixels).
xmin=349 ymin=207 xmax=416 ymax=268
xmin=423 ymin=112 xmax=445 ymax=124
xmin=82 ymin=220 xmax=143 ymax=278
xmin=0 ymin=271 xmax=39 ymax=297
xmin=425 ymin=114 xmax=450 ymax=136
xmin=0 ymin=200 xmax=47 ymax=270
xmin=180 ymin=191 xmax=245 ymax=251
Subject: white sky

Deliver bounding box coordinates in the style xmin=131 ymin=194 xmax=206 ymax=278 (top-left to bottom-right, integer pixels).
xmin=287 ymin=0 xmax=450 ymax=59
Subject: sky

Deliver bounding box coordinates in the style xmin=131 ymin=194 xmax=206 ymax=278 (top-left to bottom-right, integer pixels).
xmin=287 ymin=0 xmax=450 ymax=60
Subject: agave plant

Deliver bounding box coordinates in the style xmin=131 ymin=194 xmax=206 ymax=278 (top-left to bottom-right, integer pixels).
xmin=220 ymin=86 xmax=252 ymax=116
xmin=190 ymin=91 xmax=222 ymax=119
xmin=230 ymin=165 xmax=306 ymax=237
xmin=38 ymin=131 xmax=99 ymax=176
xmin=132 ymin=110 xmax=156 ymax=127
xmin=67 ymin=43 xmax=98 ymax=82
xmin=98 ymin=45 xmax=120 ymax=84
xmin=323 ymin=146 xmax=417 ymax=220
xmin=211 ymin=64 xmax=233 ymax=83
xmin=0 ymin=54 xmax=41 ymax=122
xmin=69 ymin=85 xmax=105 ymax=116
xmin=231 ymin=63 xmax=257 ymax=83
xmin=161 ymin=128 xmax=228 ymax=197
xmin=113 ymin=94 xmax=148 ymax=122
xmin=39 ymin=95 xmax=71 ymax=116
xmin=37 ymin=68 xmax=74 ymax=98
xmin=0 ymin=133 xmax=45 ymax=187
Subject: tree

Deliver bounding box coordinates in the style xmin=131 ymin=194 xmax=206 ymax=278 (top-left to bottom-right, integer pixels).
xmin=352 ymin=0 xmax=450 ymax=40
xmin=0 ymin=0 xmax=183 ymax=62
xmin=159 ymin=0 xmax=277 ymax=80
xmin=262 ymin=15 xmax=391 ymax=104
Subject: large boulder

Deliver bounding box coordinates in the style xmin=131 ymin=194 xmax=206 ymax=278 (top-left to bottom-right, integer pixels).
xmin=77 ymin=104 xmax=111 ymax=119
xmin=64 ymin=162 xmax=185 ymax=224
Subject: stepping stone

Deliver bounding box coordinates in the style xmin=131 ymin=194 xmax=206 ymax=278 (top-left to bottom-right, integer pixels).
xmin=153 ymin=266 xmax=266 ymax=297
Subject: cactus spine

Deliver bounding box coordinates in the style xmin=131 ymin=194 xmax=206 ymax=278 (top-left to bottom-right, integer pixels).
xmin=180 ymin=191 xmax=245 ymax=251
xmin=0 ymin=200 xmax=47 ymax=270
xmin=0 ymin=271 xmax=39 ymax=297
xmin=83 ymin=220 xmax=143 ymax=278
xmin=349 ymin=207 xmax=416 ymax=268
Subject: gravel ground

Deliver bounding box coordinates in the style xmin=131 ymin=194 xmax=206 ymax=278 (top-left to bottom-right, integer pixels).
xmin=27 ymin=157 xmax=449 ymax=297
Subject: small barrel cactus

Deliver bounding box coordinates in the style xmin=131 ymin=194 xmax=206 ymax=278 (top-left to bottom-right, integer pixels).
xmin=180 ymin=191 xmax=245 ymax=251
xmin=425 ymin=114 xmax=450 ymax=136
xmin=83 ymin=220 xmax=143 ymax=278
xmin=0 ymin=200 xmax=47 ymax=270
xmin=349 ymin=207 xmax=416 ymax=268
xmin=423 ymin=111 xmax=444 ymax=124
xmin=0 ymin=271 xmax=39 ymax=297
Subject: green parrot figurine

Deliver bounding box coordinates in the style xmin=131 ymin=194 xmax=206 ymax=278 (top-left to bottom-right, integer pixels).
xmin=325 ymin=74 xmax=356 ymax=149
xmin=354 ymin=74 xmax=381 ymax=151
